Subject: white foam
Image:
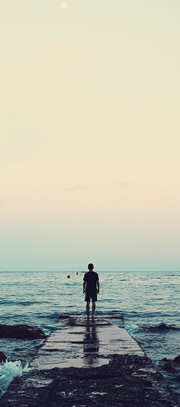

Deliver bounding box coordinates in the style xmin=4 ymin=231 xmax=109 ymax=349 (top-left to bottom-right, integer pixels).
xmin=0 ymin=360 xmax=30 ymax=397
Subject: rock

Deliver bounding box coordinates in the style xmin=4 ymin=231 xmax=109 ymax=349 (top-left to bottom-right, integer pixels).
xmin=0 ymin=325 xmax=46 ymax=340
xmin=0 ymin=351 xmax=7 ymax=363
xmin=161 ymin=360 xmax=177 ymax=374
xmin=173 ymin=355 xmax=180 ymax=364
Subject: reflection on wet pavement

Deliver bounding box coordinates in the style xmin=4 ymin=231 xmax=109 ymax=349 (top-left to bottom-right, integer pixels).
xmin=83 ymin=319 xmax=99 ymax=366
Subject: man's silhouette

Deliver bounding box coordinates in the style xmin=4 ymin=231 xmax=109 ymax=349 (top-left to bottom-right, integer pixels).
xmin=83 ymin=263 xmax=99 ymax=316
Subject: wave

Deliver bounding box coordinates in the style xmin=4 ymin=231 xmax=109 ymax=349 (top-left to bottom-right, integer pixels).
xmin=0 ymin=300 xmax=41 ymax=306
xmin=0 ymin=360 xmax=30 ymax=398
xmin=141 ymin=323 xmax=180 ymax=333
xmin=37 ymin=311 xmax=61 ymax=320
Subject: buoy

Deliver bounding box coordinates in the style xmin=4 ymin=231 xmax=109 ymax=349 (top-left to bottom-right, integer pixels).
xmin=76 ymin=272 xmax=79 ymax=275
xmin=67 ymin=275 xmax=70 ymax=279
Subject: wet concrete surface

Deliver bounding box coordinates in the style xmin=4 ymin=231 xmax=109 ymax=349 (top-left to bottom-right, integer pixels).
xmin=31 ymin=314 xmax=144 ymax=369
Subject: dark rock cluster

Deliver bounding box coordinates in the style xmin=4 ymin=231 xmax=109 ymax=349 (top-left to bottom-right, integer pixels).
xmin=0 ymin=325 xmax=46 ymax=340
xmin=1 ymin=354 xmax=180 ymax=407
xmin=160 ymin=355 xmax=180 ymax=374
xmin=0 ymin=352 xmax=7 ymax=364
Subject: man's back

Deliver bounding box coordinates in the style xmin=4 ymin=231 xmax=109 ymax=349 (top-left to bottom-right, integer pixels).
xmin=84 ymin=271 xmax=99 ymax=293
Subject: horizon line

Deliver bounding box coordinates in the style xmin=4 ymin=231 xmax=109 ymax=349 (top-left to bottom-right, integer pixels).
xmin=0 ymin=269 xmax=179 ymax=273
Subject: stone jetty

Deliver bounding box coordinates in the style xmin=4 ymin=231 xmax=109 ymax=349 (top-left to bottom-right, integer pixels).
xmin=0 ymin=314 xmax=179 ymax=407
xmin=31 ymin=314 xmax=144 ymax=370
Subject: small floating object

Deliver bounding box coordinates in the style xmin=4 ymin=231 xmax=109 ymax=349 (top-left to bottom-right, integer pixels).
xmin=67 ymin=275 xmax=71 ymax=279
xmin=76 ymin=272 xmax=79 ymax=275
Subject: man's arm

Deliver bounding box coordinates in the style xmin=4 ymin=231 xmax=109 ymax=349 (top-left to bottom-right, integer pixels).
xmin=83 ymin=279 xmax=86 ymax=294
xmin=97 ymin=279 xmax=100 ymax=294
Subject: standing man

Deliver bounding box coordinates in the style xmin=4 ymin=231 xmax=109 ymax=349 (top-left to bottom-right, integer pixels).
xmin=83 ymin=263 xmax=100 ymax=317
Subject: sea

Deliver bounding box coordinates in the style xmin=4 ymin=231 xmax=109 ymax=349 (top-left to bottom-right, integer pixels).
xmin=0 ymin=270 xmax=180 ymax=399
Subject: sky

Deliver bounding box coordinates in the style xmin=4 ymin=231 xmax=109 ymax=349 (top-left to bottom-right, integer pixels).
xmin=0 ymin=0 xmax=180 ymax=271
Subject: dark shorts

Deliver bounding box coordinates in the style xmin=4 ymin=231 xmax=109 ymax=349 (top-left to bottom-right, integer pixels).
xmin=85 ymin=291 xmax=97 ymax=302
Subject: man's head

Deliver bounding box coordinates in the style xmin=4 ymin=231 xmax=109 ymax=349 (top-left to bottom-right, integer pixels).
xmin=88 ymin=263 xmax=94 ymax=271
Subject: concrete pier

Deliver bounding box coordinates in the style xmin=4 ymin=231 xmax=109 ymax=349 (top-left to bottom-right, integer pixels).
xmin=31 ymin=314 xmax=144 ymax=370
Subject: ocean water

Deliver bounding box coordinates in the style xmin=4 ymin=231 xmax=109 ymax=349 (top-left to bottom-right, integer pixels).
xmin=0 ymin=270 xmax=180 ymax=398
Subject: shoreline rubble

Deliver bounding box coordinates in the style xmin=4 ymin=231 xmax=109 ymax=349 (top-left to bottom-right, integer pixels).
xmin=1 ymin=354 xmax=180 ymax=406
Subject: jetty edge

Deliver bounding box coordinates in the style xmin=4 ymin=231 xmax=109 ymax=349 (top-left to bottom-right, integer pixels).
xmin=0 ymin=314 xmax=179 ymax=407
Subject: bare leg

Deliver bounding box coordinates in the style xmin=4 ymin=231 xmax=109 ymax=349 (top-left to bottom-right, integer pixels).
xmin=92 ymin=302 xmax=96 ymax=316
xmin=86 ymin=302 xmax=90 ymax=316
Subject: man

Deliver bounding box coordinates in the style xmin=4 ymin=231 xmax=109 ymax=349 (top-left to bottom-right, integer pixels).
xmin=83 ymin=263 xmax=99 ymax=316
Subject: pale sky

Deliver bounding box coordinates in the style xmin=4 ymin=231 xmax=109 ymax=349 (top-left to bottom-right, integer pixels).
xmin=0 ymin=0 xmax=180 ymax=271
